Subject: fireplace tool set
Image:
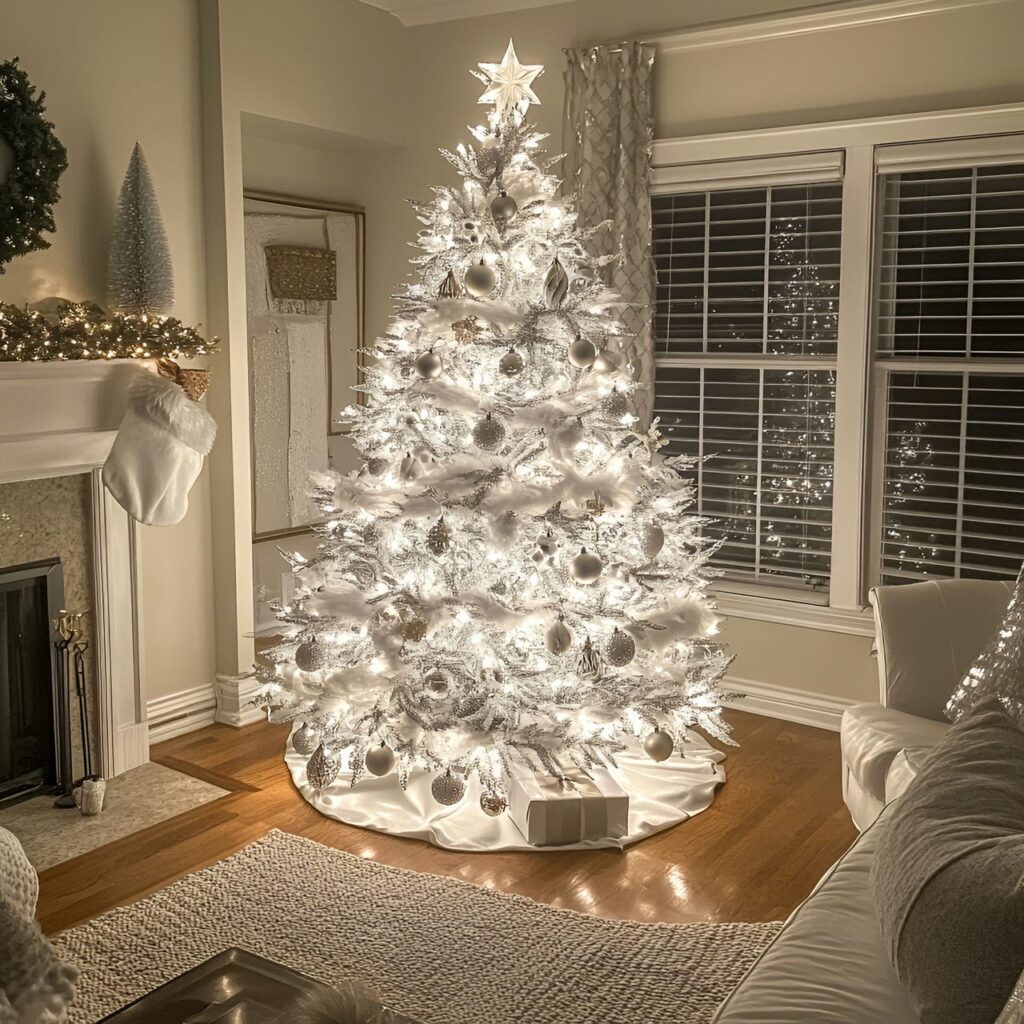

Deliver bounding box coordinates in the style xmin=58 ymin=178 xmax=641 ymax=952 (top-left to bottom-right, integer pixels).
xmin=52 ymin=609 xmax=98 ymax=808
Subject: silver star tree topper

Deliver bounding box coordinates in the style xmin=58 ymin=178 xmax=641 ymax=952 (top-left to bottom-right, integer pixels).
xmin=473 ymin=39 xmax=543 ymax=123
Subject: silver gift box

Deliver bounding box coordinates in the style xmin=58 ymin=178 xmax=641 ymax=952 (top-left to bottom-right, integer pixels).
xmin=507 ymin=763 xmax=629 ymax=847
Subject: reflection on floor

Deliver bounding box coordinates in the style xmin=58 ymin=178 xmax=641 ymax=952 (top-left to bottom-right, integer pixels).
xmin=0 ymin=761 xmax=228 ymax=871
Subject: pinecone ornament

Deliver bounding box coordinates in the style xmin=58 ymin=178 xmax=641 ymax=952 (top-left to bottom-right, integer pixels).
xmin=306 ymin=743 xmax=340 ymax=790
xmin=292 ymin=722 xmax=321 ymax=756
xmin=427 ymin=516 xmax=452 ymax=555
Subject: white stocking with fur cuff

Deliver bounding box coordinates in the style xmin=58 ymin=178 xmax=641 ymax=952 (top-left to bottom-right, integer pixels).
xmin=102 ymin=370 xmax=216 ymax=527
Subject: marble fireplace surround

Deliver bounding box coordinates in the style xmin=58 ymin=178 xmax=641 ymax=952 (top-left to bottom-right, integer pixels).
xmin=0 ymin=360 xmax=149 ymax=778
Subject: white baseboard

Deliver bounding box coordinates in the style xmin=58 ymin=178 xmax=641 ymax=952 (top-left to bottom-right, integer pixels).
xmin=724 ymin=676 xmax=857 ymax=732
xmin=214 ymin=673 xmax=266 ymax=728
xmin=146 ymin=683 xmax=218 ymax=743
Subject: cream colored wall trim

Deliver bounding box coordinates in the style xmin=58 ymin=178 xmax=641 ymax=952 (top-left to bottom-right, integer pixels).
xmin=714 ymin=590 xmax=876 ymax=636
xmin=360 ymin=0 xmax=570 ymax=27
xmin=147 ymin=684 xmax=217 ymax=743
xmin=652 ymin=103 xmax=1024 ymax=168
xmin=725 ymin=676 xmax=858 ymax=731
xmin=214 ymin=673 xmax=266 ymax=728
xmin=651 ymin=0 xmax=1013 ymax=53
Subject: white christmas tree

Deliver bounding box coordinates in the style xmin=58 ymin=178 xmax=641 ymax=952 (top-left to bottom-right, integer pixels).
xmin=257 ymin=42 xmax=734 ymax=814
xmin=107 ymin=142 xmax=174 ymax=317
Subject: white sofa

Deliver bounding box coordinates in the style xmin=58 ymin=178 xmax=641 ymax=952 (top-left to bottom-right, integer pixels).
xmin=712 ymin=577 xmax=1013 ymax=1023
xmin=842 ymin=577 xmax=1012 ymax=831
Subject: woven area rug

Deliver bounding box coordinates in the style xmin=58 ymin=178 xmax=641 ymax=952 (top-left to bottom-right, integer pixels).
xmin=54 ymin=829 xmax=780 ymax=1024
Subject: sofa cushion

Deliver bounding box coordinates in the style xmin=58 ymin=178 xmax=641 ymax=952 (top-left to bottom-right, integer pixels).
xmin=840 ymin=703 xmax=948 ymax=804
xmin=711 ymin=808 xmax=917 ymax=1024
xmin=883 ymin=746 xmax=930 ymax=805
xmin=871 ymin=698 xmax=1024 ymax=1024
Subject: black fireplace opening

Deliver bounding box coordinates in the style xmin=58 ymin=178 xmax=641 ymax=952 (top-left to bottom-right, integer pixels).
xmin=0 ymin=558 xmax=68 ymax=806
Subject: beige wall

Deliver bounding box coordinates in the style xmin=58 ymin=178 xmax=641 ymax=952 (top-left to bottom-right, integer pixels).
xmin=0 ymin=0 xmax=216 ymax=702
xmin=198 ymin=0 xmax=411 ymax=676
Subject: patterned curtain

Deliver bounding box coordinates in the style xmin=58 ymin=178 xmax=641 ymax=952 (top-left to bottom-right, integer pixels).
xmin=563 ymin=42 xmax=656 ymax=425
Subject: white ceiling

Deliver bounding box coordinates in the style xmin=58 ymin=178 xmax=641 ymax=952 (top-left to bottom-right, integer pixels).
xmin=359 ymin=0 xmax=576 ymax=27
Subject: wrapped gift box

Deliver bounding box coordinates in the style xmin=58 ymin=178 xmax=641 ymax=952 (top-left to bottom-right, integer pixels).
xmin=507 ymin=763 xmax=629 ymax=847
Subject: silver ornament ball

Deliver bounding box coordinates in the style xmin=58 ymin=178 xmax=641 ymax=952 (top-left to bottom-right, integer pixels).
xmin=431 ymin=769 xmax=466 ymax=806
xmin=306 ymin=743 xmax=340 ymax=790
xmin=414 ymin=349 xmax=443 ymax=380
xmin=490 ymin=190 xmax=518 ymax=226
xmin=292 ymin=722 xmax=321 ymax=756
xmin=464 ymin=261 xmax=496 ymax=297
xmin=472 ymin=413 xmax=506 ymax=450
xmin=498 ymin=347 xmax=525 ymax=376
xmin=480 ymin=790 xmax=508 ymax=817
xmin=570 ymin=548 xmax=603 ymax=585
xmin=365 ymin=743 xmax=396 ymax=777
xmin=365 ymin=456 xmax=388 ymax=477
xmin=603 ymin=388 xmax=632 ymax=419
xmin=567 ymin=337 xmax=597 ymax=369
xmin=605 ymin=628 xmax=636 ymax=667
xmin=295 ymin=637 xmax=332 ymax=673
xmin=643 ymin=728 xmax=675 ymax=763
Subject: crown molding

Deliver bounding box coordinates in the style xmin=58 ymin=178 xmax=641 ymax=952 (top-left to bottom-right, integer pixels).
xmin=361 ymin=0 xmax=1013 ymax=35
xmin=359 ymin=0 xmax=572 ymax=27
xmin=649 ymin=0 xmax=1015 ymax=52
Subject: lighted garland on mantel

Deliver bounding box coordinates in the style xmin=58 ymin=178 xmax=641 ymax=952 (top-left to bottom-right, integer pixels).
xmin=0 ymin=58 xmax=68 ymax=272
xmin=0 ymin=301 xmax=218 ymax=362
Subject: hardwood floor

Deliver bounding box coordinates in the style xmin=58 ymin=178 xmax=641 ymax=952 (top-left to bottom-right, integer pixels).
xmin=35 ymin=709 xmax=857 ymax=935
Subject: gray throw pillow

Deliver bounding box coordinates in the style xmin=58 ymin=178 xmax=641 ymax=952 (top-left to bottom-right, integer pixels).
xmin=947 ymin=565 xmax=1024 ymax=724
xmin=870 ymin=697 xmax=1024 ymax=1024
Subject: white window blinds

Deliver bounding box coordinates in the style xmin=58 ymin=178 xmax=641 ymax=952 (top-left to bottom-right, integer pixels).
xmin=652 ymin=178 xmax=842 ymax=595
xmin=875 ymin=158 xmax=1024 ymax=583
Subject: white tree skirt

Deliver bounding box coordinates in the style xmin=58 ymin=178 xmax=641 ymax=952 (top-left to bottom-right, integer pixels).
xmin=285 ymin=728 xmax=726 ymax=852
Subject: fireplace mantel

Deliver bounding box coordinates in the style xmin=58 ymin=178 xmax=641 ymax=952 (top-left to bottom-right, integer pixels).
xmin=0 ymin=360 xmax=149 ymax=484
xmin=0 ymin=358 xmax=154 ymax=777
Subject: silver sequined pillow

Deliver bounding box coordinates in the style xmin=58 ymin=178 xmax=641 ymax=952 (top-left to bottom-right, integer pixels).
xmin=946 ymin=565 xmax=1024 ymax=723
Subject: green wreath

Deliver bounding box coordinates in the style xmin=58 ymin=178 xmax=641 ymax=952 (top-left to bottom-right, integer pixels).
xmin=0 ymin=58 xmax=67 ymax=273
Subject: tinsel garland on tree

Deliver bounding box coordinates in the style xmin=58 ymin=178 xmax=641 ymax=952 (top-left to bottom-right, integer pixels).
xmin=256 ymin=41 xmax=736 ymax=811
xmin=0 ymin=300 xmax=217 ymax=361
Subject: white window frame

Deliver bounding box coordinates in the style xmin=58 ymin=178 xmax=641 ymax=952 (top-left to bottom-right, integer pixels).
xmin=652 ymin=101 xmax=1024 ymax=636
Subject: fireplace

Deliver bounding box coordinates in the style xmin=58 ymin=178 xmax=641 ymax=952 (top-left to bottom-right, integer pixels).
xmin=0 ymin=559 xmax=69 ymax=805
xmin=0 ymin=360 xmax=151 ymax=782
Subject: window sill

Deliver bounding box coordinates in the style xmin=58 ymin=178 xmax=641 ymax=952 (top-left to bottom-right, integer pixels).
xmin=711 ymin=588 xmax=875 ymax=636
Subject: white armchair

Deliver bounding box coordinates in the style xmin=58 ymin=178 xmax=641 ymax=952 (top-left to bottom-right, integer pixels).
xmin=840 ymin=578 xmax=1013 ymax=830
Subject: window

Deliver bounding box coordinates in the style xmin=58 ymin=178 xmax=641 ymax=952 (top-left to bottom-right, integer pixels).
xmin=652 ymin=114 xmax=1024 ymax=630
xmin=652 ymin=169 xmax=842 ymax=599
xmin=873 ymin=153 xmax=1024 ymax=583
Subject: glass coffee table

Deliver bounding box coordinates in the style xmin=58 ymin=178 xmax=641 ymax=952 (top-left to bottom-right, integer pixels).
xmin=98 ymin=947 xmax=415 ymax=1023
